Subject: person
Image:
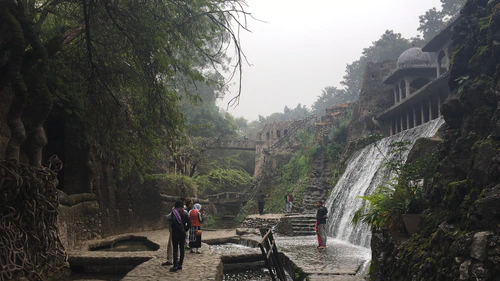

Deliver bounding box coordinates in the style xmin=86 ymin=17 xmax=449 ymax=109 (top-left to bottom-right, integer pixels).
xmin=184 ymin=199 xmax=193 ymax=250
xmin=161 ymin=209 xmax=174 ymax=266
xmin=170 ymin=200 xmax=190 ymax=272
xmin=257 ymin=190 xmax=266 ymax=215
xmin=284 ymin=191 xmax=294 ymax=213
xmin=316 ymin=200 xmax=328 ymax=249
xmin=188 ymin=203 xmax=203 ymax=254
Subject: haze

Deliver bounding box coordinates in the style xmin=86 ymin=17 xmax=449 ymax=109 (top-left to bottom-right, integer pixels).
xmin=219 ymin=0 xmax=443 ymax=121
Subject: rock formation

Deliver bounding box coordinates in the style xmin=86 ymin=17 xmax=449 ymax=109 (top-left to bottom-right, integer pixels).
xmin=370 ymin=1 xmax=500 ymax=280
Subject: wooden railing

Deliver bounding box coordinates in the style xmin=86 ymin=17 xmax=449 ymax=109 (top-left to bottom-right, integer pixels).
xmin=258 ymin=228 xmax=287 ymax=281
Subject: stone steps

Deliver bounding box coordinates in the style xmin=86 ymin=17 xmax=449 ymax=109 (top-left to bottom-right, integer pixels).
xmin=287 ymin=214 xmax=317 ymax=236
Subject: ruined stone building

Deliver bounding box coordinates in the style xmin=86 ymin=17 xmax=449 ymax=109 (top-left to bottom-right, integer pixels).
xmin=376 ymin=14 xmax=462 ymax=135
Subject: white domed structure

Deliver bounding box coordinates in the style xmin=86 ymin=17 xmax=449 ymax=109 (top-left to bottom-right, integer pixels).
xmin=396 ymin=47 xmax=432 ymax=68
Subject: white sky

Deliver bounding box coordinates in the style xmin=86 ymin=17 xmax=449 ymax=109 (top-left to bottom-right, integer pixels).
xmin=218 ymin=0 xmax=443 ymax=121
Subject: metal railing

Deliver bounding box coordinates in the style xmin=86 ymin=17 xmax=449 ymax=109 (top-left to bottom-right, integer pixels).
xmin=258 ymin=228 xmax=287 ymax=281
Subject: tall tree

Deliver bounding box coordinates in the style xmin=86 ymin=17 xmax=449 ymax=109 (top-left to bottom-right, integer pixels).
xmin=418 ymin=0 xmax=466 ymax=40
xmin=341 ymin=31 xmax=414 ymax=100
xmin=312 ymin=87 xmax=348 ymax=117
xmin=0 ymin=0 xmax=249 ymax=174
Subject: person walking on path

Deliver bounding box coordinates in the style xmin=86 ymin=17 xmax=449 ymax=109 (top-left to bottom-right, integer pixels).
xmin=170 ymin=200 xmax=191 ymax=272
xmin=284 ymin=191 xmax=294 ymax=213
xmin=257 ymin=190 xmax=266 ymax=215
xmin=316 ymin=200 xmax=328 ymax=249
xmin=188 ymin=203 xmax=203 ymax=254
xmin=161 ymin=209 xmax=174 ymax=266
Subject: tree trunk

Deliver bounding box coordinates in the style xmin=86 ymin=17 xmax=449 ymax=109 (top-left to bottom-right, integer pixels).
xmin=20 ymin=4 xmax=52 ymax=167
xmin=1 ymin=4 xmax=28 ymax=162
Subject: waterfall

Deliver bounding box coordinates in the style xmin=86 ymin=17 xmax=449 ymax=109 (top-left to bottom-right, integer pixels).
xmin=325 ymin=118 xmax=444 ymax=248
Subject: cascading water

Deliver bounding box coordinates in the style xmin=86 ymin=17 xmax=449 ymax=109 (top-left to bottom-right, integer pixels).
xmin=325 ymin=118 xmax=444 ymax=248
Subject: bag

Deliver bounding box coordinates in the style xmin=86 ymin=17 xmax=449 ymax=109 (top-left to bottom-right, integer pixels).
xmin=195 ymin=229 xmax=202 ymax=236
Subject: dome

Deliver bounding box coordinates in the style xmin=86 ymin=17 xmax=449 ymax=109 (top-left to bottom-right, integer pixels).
xmin=396 ymin=47 xmax=432 ymax=68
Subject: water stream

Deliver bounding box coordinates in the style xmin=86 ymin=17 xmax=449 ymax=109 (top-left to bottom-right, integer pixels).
xmin=325 ymin=118 xmax=444 ymax=248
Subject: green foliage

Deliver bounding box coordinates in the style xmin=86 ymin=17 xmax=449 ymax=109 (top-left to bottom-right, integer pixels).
xmin=277 ymin=130 xmax=318 ymax=184
xmin=311 ymin=87 xmax=350 ymax=117
xmin=195 ymin=167 xmax=252 ymax=195
xmin=2 ymin=0 xmax=249 ymax=176
xmin=145 ymin=174 xmax=198 ymax=198
xmin=418 ymin=0 xmax=467 ymax=39
xmin=353 ymin=142 xmax=438 ymax=232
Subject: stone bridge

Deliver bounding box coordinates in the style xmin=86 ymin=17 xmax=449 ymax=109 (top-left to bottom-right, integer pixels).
xmin=196 ymin=137 xmax=257 ymax=151
xmin=207 ymin=192 xmax=249 ymax=205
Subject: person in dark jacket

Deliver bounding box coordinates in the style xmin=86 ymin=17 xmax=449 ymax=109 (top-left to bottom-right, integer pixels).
xmin=257 ymin=190 xmax=266 ymax=215
xmin=316 ymin=200 xmax=328 ymax=249
xmin=170 ymin=200 xmax=191 ymax=272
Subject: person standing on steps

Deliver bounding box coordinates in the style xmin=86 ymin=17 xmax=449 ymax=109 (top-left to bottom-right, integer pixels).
xmin=170 ymin=200 xmax=190 ymax=272
xmin=257 ymin=190 xmax=266 ymax=215
xmin=316 ymin=200 xmax=328 ymax=249
xmin=284 ymin=191 xmax=294 ymax=213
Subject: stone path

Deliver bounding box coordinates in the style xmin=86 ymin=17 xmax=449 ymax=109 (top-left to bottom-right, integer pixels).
xmin=68 ymin=229 xmax=238 ymax=281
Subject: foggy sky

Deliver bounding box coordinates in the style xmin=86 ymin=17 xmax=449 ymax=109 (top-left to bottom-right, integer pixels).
xmin=218 ymin=0 xmax=443 ymax=121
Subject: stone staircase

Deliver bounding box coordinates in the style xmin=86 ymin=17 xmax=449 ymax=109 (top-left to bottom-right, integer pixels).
xmin=287 ymin=213 xmax=317 ymax=236
xmin=302 ymin=146 xmax=330 ymax=210
xmin=302 ymin=178 xmax=329 ymax=210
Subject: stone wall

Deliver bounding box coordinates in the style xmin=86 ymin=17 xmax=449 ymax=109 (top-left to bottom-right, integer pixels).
xmin=58 ymin=201 xmax=102 ymax=250
xmin=254 ymin=121 xmax=298 ymax=178
xmin=348 ymin=61 xmax=396 ymax=143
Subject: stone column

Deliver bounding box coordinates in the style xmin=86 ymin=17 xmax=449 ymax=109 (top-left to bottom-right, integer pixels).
xmin=390 ymin=119 xmax=394 ymax=135
xmin=421 ymin=102 xmax=426 ymax=124
xmin=394 ymin=88 xmax=398 ymax=104
xmin=413 ymin=107 xmax=417 ymax=127
xmin=438 ymin=94 xmax=442 ymax=117
xmin=429 ymin=98 xmax=433 ymax=121
xmin=398 ymin=83 xmax=403 ymax=101
xmin=400 ymin=114 xmax=404 ymax=132
xmin=405 ymin=78 xmax=411 ymax=98
xmin=407 ymin=110 xmax=411 ymax=129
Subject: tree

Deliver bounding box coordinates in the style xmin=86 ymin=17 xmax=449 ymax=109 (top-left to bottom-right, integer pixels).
xmin=0 ymin=0 xmax=249 ymax=174
xmin=312 ymin=87 xmax=349 ymax=117
xmin=418 ymin=0 xmax=466 ymax=40
xmin=341 ymin=31 xmax=414 ymax=100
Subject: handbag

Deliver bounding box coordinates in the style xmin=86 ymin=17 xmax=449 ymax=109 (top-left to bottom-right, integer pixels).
xmin=195 ymin=229 xmax=202 ymax=236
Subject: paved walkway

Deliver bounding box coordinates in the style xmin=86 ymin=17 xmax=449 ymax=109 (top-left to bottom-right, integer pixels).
xmin=68 ymin=229 xmax=238 ymax=281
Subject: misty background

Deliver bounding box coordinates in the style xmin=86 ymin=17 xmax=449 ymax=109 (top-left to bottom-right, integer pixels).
xmin=218 ymin=0 xmax=447 ymax=121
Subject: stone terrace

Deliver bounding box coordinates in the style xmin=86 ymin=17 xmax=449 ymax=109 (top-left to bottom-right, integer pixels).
xmin=68 ymin=229 xmax=238 ymax=281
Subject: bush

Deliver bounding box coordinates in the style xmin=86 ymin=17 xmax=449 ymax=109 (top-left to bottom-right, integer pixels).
xmin=352 ymin=141 xmax=437 ymax=233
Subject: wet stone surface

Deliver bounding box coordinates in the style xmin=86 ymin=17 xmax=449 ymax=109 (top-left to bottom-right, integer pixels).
xmin=276 ymin=235 xmax=370 ymax=276
xmin=223 ymin=268 xmax=272 ymax=281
